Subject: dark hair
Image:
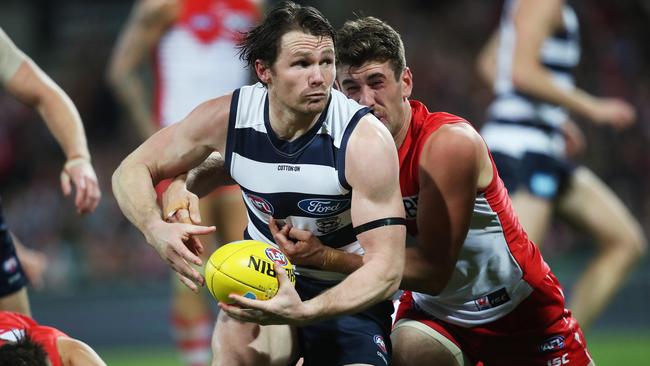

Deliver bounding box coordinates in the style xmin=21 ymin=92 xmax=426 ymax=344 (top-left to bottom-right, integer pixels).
xmin=238 ymin=1 xmax=335 ymax=75
xmin=337 ymin=16 xmax=406 ymax=80
xmin=0 ymin=334 xmax=48 ymax=366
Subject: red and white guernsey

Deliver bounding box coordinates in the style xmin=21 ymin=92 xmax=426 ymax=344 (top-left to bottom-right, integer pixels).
xmin=0 ymin=311 xmax=67 ymax=366
xmin=400 ymin=100 xmax=552 ymax=327
xmin=154 ymin=0 xmax=259 ymax=127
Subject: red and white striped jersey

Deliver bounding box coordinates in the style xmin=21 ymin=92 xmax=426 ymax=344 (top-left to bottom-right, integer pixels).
xmin=399 ymin=100 xmax=552 ymax=327
xmin=154 ymin=0 xmax=259 ymax=127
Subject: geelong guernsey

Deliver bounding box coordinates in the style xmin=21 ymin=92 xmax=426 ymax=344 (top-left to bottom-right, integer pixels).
xmin=481 ymin=0 xmax=581 ymax=159
xmin=154 ymin=0 xmax=259 ymax=127
xmin=224 ymin=83 xmax=371 ymax=281
xmin=402 ymin=101 xmax=551 ymax=327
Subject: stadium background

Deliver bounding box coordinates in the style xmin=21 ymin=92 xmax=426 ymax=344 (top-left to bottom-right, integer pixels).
xmin=1 ymin=0 xmax=648 ymax=364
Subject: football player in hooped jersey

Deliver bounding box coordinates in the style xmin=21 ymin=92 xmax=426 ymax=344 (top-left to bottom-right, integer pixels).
xmin=107 ymin=1 xmax=261 ymax=363
xmin=112 ymin=3 xmax=405 ymax=366
xmin=166 ymin=17 xmax=596 ymax=365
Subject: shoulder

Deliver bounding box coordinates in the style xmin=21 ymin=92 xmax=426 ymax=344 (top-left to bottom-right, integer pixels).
xmin=345 ymin=114 xmax=398 ymax=188
xmin=420 ymin=121 xmax=484 ymax=168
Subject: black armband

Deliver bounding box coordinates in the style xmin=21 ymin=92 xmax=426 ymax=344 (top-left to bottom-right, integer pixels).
xmin=353 ymin=217 xmax=407 ymax=235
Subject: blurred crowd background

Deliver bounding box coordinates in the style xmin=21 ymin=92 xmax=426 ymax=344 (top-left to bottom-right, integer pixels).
xmin=1 ymin=0 xmax=648 ymax=347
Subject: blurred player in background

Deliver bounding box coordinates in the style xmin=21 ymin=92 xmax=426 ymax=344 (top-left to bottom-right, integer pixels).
xmin=477 ymin=0 xmax=646 ymax=330
xmin=107 ymin=1 xmax=260 ymax=364
xmin=0 ymin=310 xmax=106 ymax=366
xmin=165 ymin=15 xmax=595 ymax=366
xmin=0 ymin=27 xmax=101 ymax=316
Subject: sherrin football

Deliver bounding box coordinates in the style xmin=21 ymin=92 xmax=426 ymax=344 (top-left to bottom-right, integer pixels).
xmin=204 ymin=240 xmax=296 ymax=304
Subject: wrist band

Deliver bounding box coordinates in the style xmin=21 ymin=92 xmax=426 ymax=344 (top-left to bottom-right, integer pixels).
xmin=353 ymin=217 xmax=406 ymax=236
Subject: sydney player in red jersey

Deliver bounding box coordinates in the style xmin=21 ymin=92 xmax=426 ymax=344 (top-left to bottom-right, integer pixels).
xmin=0 ymin=311 xmax=106 ymax=366
xmin=107 ymin=1 xmax=261 ymax=364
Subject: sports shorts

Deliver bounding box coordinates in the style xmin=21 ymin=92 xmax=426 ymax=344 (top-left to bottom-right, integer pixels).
xmin=394 ymin=272 xmax=593 ymax=366
xmin=491 ymin=151 xmax=574 ymax=200
xmin=295 ymin=276 xmax=393 ymax=366
xmin=0 ymin=200 xmax=27 ymax=296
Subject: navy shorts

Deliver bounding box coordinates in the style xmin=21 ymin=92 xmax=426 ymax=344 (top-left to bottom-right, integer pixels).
xmin=0 ymin=201 xmax=27 ymax=296
xmin=491 ymin=151 xmax=574 ymax=200
xmin=295 ymin=276 xmax=392 ymax=366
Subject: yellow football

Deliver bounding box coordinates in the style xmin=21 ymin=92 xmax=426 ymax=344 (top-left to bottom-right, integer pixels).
xmin=204 ymin=240 xmax=296 ymax=304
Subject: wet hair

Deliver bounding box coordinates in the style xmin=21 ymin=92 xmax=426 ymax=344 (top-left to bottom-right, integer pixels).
xmin=238 ymin=1 xmax=335 ymax=79
xmin=336 ymin=16 xmax=406 ymax=80
xmin=0 ymin=334 xmax=49 ymax=366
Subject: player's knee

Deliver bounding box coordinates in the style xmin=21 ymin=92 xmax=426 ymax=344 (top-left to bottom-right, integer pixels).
xmin=616 ymin=221 xmax=647 ymax=259
xmin=391 ymin=326 xmax=460 ymax=366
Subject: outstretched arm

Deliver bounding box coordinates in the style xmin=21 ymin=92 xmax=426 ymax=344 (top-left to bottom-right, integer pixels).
xmin=112 ymin=95 xmax=231 ymax=290
xmin=1 ymin=28 xmax=100 ymax=214
xmin=107 ymin=0 xmax=179 ymax=140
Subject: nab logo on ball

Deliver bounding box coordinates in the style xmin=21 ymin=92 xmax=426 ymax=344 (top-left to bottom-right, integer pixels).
xmin=265 ymin=247 xmax=288 ymax=266
xmin=246 ymin=193 xmax=274 ymax=215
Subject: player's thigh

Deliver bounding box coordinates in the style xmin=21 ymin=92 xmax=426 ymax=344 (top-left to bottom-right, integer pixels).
xmin=212 ymin=311 xmax=297 ymax=366
xmin=391 ymin=319 xmax=470 ymax=366
xmin=557 ymin=166 xmax=645 ymax=250
xmin=510 ymin=190 xmax=554 ymax=245
xmin=204 ymin=186 xmax=248 ymax=244
xmin=0 ymin=287 xmax=30 ymax=315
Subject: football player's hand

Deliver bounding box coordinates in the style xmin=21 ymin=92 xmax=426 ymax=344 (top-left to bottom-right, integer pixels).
xmin=145 ymin=219 xmax=215 ymax=292
xmin=220 ymin=263 xmax=313 ymax=326
xmin=60 ymin=157 xmax=101 ymax=214
xmin=162 ymin=174 xmax=204 ymax=256
xmin=269 ymin=218 xmax=327 ymax=268
xmin=589 ymin=97 xmax=636 ymax=130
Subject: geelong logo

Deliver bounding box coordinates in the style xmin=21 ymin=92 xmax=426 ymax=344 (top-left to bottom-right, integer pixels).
xmin=297 ymin=198 xmax=350 ymax=216
xmin=265 ymin=247 xmax=288 ymax=266
xmin=246 ymin=193 xmax=274 ymax=215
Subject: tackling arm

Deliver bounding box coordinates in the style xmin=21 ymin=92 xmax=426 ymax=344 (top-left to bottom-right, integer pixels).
xmin=401 ymin=123 xmax=489 ymax=295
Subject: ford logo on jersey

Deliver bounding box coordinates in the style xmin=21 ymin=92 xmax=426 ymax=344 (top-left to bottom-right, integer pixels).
xmin=297 ymin=198 xmax=350 ymax=216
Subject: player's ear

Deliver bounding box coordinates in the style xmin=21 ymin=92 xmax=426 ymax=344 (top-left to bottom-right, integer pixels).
xmin=255 ymin=60 xmax=272 ymax=84
xmin=401 ymin=67 xmax=413 ymax=100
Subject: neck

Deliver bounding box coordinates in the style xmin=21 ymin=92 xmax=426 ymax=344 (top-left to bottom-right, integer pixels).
xmin=394 ymin=99 xmax=412 ymax=149
xmin=268 ymin=96 xmax=322 ymax=142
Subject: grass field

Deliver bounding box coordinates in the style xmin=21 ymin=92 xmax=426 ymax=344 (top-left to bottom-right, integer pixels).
xmin=99 ymin=332 xmax=650 ymax=366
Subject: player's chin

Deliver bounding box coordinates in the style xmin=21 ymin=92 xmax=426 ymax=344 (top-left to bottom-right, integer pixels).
xmin=303 ymin=99 xmax=327 ymax=114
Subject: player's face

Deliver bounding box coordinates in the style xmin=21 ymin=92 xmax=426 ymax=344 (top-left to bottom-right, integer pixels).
xmin=336 ymin=61 xmax=412 ymax=142
xmin=261 ymin=30 xmax=335 ymax=116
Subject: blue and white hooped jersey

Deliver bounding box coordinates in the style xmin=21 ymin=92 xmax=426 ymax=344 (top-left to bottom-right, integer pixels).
xmin=482 ymin=0 xmax=580 ymax=159
xmin=224 ymin=83 xmax=371 ymax=280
